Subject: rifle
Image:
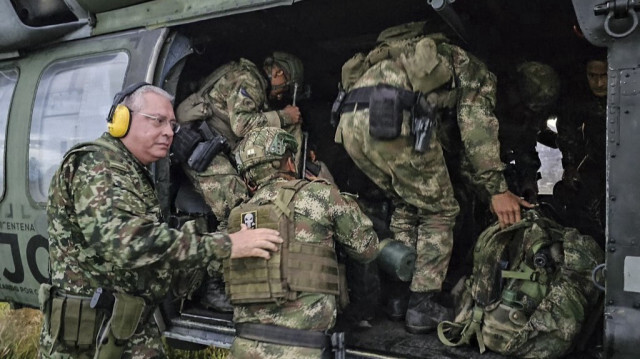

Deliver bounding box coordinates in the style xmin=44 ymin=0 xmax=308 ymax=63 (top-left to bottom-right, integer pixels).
xmin=187 ymin=121 xmax=229 ymax=172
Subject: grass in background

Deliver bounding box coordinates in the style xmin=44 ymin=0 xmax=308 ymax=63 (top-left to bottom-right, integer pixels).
xmin=0 ymin=302 xmax=228 ymax=359
xmin=0 ymin=302 xmax=42 ymax=359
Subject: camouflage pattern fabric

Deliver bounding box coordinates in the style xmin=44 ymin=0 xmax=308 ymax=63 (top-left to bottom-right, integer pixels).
xmin=40 ymin=322 xmax=163 ymax=359
xmin=230 ymin=337 xmax=322 ymax=359
xmin=231 ymin=177 xmax=379 ymax=358
xmin=336 ymin=43 xmax=460 ymax=292
xmin=42 ymin=133 xmax=232 ymax=357
xmin=188 ymin=58 xmax=301 ymax=226
xmin=435 ymin=42 xmax=508 ymax=197
xmin=183 ymin=154 xmax=248 ymax=230
xmin=449 ymin=211 xmax=603 ymax=359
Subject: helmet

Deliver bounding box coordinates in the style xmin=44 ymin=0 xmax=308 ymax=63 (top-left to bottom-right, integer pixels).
xmin=235 ymin=127 xmax=298 ymax=175
xmin=516 ymin=62 xmax=560 ymax=112
xmin=269 ymin=51 xmax=304 ymax=86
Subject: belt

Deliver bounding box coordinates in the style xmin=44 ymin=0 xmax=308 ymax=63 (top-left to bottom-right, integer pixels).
xmin=341 ymin=85 xmax=418 ymax=113
xmin=235 ymin=323 xmax=331 ymax=349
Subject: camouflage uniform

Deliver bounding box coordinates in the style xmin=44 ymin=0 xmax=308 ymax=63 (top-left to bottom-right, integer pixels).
xmin=41 ymin=133 xmax=232 ymax=358
xmin=183 ymin=58 xmax=301 ymax=228
xmin=230 ymin=128 xmax=379 ymax=359
xmin=337 ymin=36 xmax=510 ymax=293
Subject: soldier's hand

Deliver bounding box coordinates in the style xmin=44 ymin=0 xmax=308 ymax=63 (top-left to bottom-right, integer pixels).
xmin=490 ymin=190 xmax=534 ymax=229
xmin=282 ymin=105 xmax=302 ymax=125
xmin=229 ymin=225 xmax=283 ymax=259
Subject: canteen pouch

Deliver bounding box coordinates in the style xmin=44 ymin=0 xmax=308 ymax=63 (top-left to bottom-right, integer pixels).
xmin=369 ymin=85 xmax=404 ymax=139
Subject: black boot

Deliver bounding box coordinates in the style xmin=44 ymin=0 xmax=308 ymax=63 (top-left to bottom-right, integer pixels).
xmin=385 ymin=297 xmax=408 ymax=321
xmin=405 ymin=291 xmax=453 ymax=334
xmin=199 ymin=276 xmax=233 ymax=313
xmin=382 ymin=280 xmax=410 ymax=321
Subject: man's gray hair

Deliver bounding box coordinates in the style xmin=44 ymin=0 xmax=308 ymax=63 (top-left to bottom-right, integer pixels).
xmin=122 ymin=85 xmax=174 ymax=112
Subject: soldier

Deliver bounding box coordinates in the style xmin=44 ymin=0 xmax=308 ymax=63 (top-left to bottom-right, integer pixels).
xmin=334 ymin=22 xmax=531 ymax=333
xmin=174 ymin=52 xmax=304 ymax=311
xmin=556 ymin=51 xmax=607 ymax=248
xmin=175 ymin=51 xmax=304 ymax=227
xmin=227 ymin=127 xmax=379 ymax=358
xmin=39 ymin=83 xmax=283 ymax=358
xmin=496 ymin=61 xmax=560 ymax=203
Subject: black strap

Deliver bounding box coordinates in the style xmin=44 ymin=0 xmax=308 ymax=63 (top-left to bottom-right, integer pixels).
xmin=235 ymin=323 xmax=331 ymax=349
xmin=341 ymin=85 xmax=417 ymax=113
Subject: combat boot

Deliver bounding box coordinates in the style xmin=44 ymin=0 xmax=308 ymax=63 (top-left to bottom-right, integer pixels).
xmin=404 ymin=291 xmax=453 ymax=334
xmin=199 ymin=276 xmax=233 ymax=313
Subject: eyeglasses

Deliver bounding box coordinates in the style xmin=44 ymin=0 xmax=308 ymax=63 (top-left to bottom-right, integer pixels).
xmin=133 ymin=111 xmax=180 ymax=133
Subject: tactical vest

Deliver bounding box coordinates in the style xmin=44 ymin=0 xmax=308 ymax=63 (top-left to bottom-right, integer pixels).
xmin=224 ymin=180 xmax=341 ymax=305
xmin=438 ymin=210 xmax=604 ymax=359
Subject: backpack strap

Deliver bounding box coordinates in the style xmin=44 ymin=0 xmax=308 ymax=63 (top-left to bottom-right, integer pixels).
xmin=437 ymin=306 xmax=486 ymax=353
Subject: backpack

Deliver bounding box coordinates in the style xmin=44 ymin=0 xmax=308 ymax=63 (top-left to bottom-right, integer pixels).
xmin=438 ymin=210 xmax=604 ymax=359
xmin=341 ymin=33 xmax=452 ymax=94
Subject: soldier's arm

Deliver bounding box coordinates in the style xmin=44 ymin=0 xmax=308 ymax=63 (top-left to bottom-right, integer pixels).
xmin=71 ymin=153 xmax=232 ymax=270
xmin=326 ymin=186 xmax=379 ymax=263
xmin=451 ymin=46 xmax=508 ymax=196
xmin=226 ymin=75 xmax=284 ymax=137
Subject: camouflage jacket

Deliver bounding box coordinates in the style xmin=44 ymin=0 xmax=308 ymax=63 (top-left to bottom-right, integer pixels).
xmin=233 ymin=177 xmax=379 ymax=331
xmin=47 ymin=133 xmax=232 ymax=303
xmin=436 ymin=43 xmax=508 ymax=196
xmin=206 ymin=59 xmax=286 ymax=148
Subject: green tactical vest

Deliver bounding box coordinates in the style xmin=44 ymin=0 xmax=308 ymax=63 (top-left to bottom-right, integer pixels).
xmin=438 ymin=210 xmax=604 ymax=358
xmin=224 ymin=180 xmax=341 ymax=305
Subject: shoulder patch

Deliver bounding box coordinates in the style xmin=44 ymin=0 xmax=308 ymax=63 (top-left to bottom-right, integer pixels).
xmin=239 ymin=87 xmax=254 ymax=101
xmin=241 ymin=210 xmax=258 ymax=229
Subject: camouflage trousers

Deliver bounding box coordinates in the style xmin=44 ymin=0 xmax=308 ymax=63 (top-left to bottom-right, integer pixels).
xmin=184 ymin=153 xmax=249 ymax=231
xmin=39 ymin=321 xmax=164 ymax=358
xmin=337 ymin=111 xmax=459 ymax=292
xmin=230 ymin=337 xmax=323 ymax=359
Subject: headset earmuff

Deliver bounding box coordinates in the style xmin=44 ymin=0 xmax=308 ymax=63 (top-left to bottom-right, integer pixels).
xmin=107 ymin=82 xmax=151 ymax=138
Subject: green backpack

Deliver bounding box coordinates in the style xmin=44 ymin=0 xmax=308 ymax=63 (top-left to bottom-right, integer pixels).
xmin=438 ymin=210 xmax=603 ymax=359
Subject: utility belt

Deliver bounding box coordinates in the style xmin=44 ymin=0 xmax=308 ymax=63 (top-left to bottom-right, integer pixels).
xmin=235 ymin=323 xmax=345 ymax=359
xmin=39 ymin=284 xmax=161 ymax=358
xmin=331 ymin=84 xmax=436 ymax=152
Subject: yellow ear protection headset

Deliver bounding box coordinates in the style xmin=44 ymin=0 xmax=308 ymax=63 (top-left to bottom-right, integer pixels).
xmin=107 ymin=82 xmax=151 ymax=138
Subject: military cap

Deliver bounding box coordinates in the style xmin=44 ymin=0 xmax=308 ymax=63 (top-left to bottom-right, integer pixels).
xmin=235 ymin=127 xmax=298 ymax=175
xmin=268 ymin=52 xmax=304 ymax=86
xmin=516 ymin=61 xmax=560 ymax=110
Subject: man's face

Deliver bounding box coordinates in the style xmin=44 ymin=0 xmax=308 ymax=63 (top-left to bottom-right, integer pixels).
xmin=587 ymin=60 xmax=608 ymax=97
xmin=120 ymin=92 xmax=175 ymax=165
xmin=268 ymin=65 xmax=289 ymax=101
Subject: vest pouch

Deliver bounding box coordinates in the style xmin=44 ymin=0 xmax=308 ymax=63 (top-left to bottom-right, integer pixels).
xmin=49 ymin=297 xmax=65 ymax=345
xmin=369 ymin=85 xmax=404 ymax=139
xmin=38 ymin=283 xmax=55 ymax=334
xmin=337 ymin=263 xmax=349 ymax=310
xmin=341 ymin=53 xmax=367 ymax=92
xmin=176 ymin=92 xmax=211 ymax=124
xmin=225 ymin=202 xmax=288 ymax=305
xmin=482 ymin=302 xmax=529 ymax=354
xmin=94 ymin=293 xmax=145 ymax=359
